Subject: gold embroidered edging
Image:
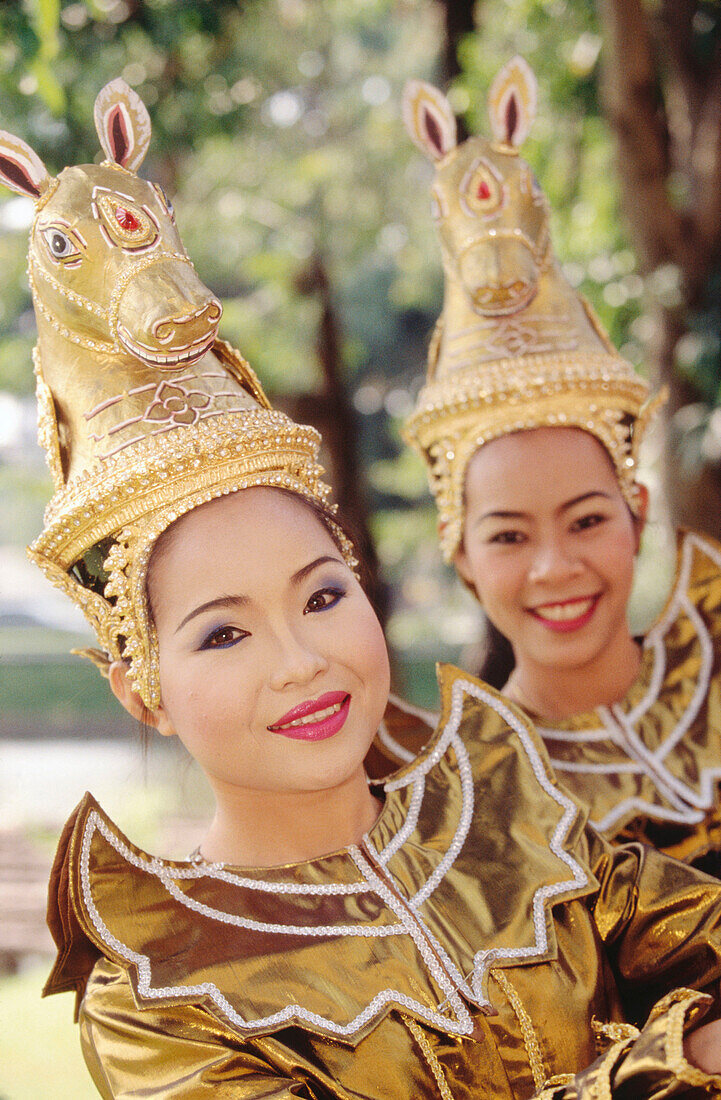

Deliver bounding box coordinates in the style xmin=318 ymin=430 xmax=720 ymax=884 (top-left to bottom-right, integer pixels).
xmin=492 ymin=969 xmax=546 ymax=1089
xmin=591 ymin=1016 xmax=639 ymax=1055
xmin=402 ymin=1014 xmax=454 ymax=1100
xmin=660 ymin=988 xmax=721 ymax=1087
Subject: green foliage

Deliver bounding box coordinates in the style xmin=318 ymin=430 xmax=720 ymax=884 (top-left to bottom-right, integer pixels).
xmin=3 ymin=0 xmax=708 ymax=695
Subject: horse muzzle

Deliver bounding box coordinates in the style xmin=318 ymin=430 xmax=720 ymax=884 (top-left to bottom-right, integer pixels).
xmin=115 ymin=257 xmax=222 ymax=368
xmin=458 ymin=234 xmax=539 ymax=316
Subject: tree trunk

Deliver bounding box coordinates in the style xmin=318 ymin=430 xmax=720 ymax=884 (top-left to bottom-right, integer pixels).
xmin=596 ymin=0 xmax=721 ymax=538
xmin=290 ymin=255 xmax=387 ymax=620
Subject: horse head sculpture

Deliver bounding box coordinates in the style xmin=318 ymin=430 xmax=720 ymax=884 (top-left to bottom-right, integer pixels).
xmin=0 ymin=79 xmax=263 ymax=486
xmin=404 ymin=57 xmax=548 ymax=316
xmin=402 ymin=57 xmax=610 ymax=381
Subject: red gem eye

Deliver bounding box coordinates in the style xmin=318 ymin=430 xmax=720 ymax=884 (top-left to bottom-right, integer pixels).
xmin=477 ymin=180 xmax=492 ymax=201
xmin=115 ymin=206 xmax=140 ymax=231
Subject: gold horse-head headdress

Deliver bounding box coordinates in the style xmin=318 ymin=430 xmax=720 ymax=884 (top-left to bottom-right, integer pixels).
xmin=401 ymin=57 xmax=663 ymax=562
xmin=0 ymin=78 xmax=353 ymax=706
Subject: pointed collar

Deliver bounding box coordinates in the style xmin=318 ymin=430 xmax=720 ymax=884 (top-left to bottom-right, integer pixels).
xmin=45 ymin=667 xmax=595 ymax=1044
xmin=538 ymin=529 xmax=721 ymax=831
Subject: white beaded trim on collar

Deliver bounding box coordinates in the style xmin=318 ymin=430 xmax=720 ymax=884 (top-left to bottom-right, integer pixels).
xmin=78 ymin=677 xmax=590 ymax=1035
xmin=539 ymin=532 xmax=721 ymax=833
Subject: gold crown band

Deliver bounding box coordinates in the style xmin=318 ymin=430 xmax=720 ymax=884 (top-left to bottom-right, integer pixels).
xmin=3 ymin=77 xmax=354 ymax=708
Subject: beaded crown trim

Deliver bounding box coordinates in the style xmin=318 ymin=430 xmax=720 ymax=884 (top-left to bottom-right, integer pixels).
xmin=29 ymin=408 xmax=352 ymax=706
xmin=0 ymin=78 xmax=354 ymax=707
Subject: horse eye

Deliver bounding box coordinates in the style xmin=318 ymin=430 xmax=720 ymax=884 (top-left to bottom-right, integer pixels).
xmin=43 ymin=228 xmax=79 ymax=260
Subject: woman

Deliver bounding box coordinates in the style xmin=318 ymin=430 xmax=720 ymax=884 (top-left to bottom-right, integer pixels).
xmin=8 ymin=78 xmax=721 ymax=1098
xmin=402 ymin=58 xmax=721 ymax=874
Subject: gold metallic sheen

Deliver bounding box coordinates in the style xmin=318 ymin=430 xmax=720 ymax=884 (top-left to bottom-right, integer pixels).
xmin=43 ymin=666 xmax=721 ymax=1098
xmin=0 ymin=79 xmax=351 ymax=707
xmin=401 ymin=62 xmax=663 ymax=562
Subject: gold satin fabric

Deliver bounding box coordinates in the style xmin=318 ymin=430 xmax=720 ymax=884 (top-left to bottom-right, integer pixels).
xmin=44 ymin=666 xmax=721 ymax=1098
xmin=528 ymin=529 xmax=721 ymax=869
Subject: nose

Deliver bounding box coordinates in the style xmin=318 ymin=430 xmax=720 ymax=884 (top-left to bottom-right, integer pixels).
xmin=267 ymin=627 xmax=329 ymax=693
xmin=527 ymin=538 xmax=583 ymax=584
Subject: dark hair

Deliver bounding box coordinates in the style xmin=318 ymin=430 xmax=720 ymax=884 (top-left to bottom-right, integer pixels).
xmin=477 ymin=614 xmax=516 ymax=690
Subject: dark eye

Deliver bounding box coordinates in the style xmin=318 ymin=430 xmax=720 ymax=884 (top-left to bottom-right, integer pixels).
xmin=572 ymin=513 xmax=606 ymax=532
xmin=43 ymin=227 xmax=79 ymax=261
xmin=200 ymin=625 xmax=248 ymax=650
xmin=489 ymin=530 xmax=525 ymax=545
xmin=304 ymin=586 xmax=345 ymax=614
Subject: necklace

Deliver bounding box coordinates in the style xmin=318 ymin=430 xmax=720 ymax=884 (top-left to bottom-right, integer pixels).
xmin=188 ymin=845 xmax=225 ymax=869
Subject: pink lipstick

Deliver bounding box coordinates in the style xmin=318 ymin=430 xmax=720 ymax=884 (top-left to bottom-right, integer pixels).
xmin=267 ymin=691 xmax=351 ymax=742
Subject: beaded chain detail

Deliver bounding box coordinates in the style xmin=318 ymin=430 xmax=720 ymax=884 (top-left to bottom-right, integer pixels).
xmin=492 ymin=969 xmax=546 ymax=1089
xmin=76 ymin=677 xmax=591 ymax=1039
xmin=541 ymin=532 xmax=721 ymax=834
xmin=401 ymin=1014 xmax=455 ymax=1100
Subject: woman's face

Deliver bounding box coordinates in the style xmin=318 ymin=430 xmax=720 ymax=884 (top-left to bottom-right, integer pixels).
xmin=455 ymin=427 xmax=645 ymax=677
xmin=145 ymin=488 xmax=390 ymax=796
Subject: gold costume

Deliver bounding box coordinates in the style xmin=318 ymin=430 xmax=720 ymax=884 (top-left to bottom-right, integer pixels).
xmin=399 ymin=59 xmax=721 ymax=878
xmin=45 ymin=667 xmax=721 ymax=1099
xmin=6 ymin=73 xmax=721 ymax=1097
xmin=529 ymin=528 xmax=721 ymax=872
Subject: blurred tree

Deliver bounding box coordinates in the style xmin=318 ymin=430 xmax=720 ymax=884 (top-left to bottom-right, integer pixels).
xmin=597 ymin=0 xmax=721 ymax=536
xmin=455 ymin=0 xmax=721 ymax=538
xmin=0 ymin=0 xmax=446 ymax=620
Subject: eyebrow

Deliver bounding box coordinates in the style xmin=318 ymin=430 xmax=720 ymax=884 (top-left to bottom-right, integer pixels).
xmin=176 ymin=594 xmax=249 ymax=634
xmin=476 ymin=491 xmax=612 ymax=524
xmin=174 ymin=555 xmax=345 ymax=633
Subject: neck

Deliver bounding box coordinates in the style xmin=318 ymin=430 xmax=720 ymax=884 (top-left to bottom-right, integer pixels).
xmin=504 ymin=628 xmax=643 ymax=722
xmin=35 ymin=316 xmax=123 ymax=474
xmin=199 ymin=767 xmax=382 ymax=867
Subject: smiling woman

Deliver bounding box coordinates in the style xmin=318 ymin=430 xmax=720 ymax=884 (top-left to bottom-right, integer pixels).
xmin=109 ymin=488 xmax=390 ymax=868
xmin=11 ymin=76 xmax=721 ymax=1100
xmin=455 ymin=427 xmax=645 ymax=719
xmin=402 ymin=57 xmax=721 ymax=881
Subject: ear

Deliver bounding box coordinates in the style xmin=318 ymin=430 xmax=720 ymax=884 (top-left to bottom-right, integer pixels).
xmin=108 ymin=660 xmax=175 ymax=737
xmin=488 ymin=55 xmax=537 ymax=148
xmin=94 ymin=78 xmax=152 ymax=172
xmin=0 ymin=130 xmax=52 ymax=199
xmin=453 ymin=539 xmax=475 ymax=588
xmin=632 ymin=482 xmax=649 ymax=551
xmin=402 ymin=80 xmax=457 ymax=161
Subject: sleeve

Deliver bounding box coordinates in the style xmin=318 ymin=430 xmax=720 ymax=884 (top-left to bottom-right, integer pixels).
xmin=585 ymin=827 xmax=721 ymax=1023
xmin=535 ymin=989 xmax=721 ymax=1098
xmin=79 ymin=957 xmax=319 ymax=1099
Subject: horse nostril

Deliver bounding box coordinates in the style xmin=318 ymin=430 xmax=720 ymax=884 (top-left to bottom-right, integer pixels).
xmin=154 ymin=319 xmax=175 ymax=343
xmin=206 ymin=300 xmax=222 ymax=323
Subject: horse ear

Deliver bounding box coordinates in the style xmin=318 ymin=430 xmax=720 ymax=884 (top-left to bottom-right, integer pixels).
xmin=488 ymin=56 xmax=537 ymax=148
xmin=0 ymin=130 xmax=52 ymax=199
xmin=402 ymin=80 xmax=457 ymax=161
xmin=94 ymin=78 xmax=151 ymax=172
